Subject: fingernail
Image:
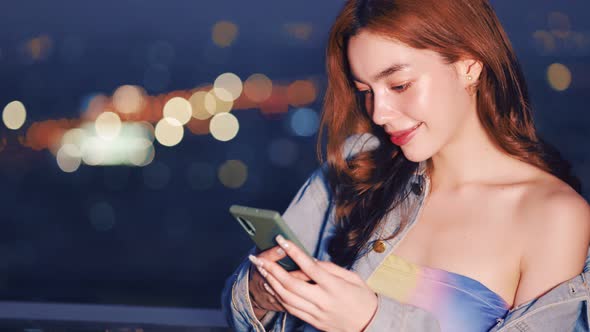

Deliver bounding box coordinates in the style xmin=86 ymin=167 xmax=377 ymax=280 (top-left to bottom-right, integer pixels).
xmin=313 ymin=258 xmax=318 ymax=262
xmin=263 ymin=282 xmax=275 ymax=295
xmin=257 ymin=265 xmax=268 ymax=277
xmin=276 ymin=247 xmax=285 ymax=256
xmin=275 ymin=234 xmax=289 ymax=249
xmin=248 ymin=254 xmax=263 ymax=268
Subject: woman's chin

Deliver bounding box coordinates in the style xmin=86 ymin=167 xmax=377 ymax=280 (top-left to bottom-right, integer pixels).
xmin=400 ymin=147 xmax=431 ymax=163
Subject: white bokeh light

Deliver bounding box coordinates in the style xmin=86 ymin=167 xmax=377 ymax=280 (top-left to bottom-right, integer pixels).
xmin=214 ymin=73 xmax=243 ymax=102
xmin=163 ymin=97 xmax=193 ymax=125
xmin=155 ymin=117 xmax=184 ymax=147
xmin=210 ymin=112 xmax=239 ymax=141
xmin=2 ymin=100 xmax=27 ymax=130
xmin=95 ymin=112 xmax=122 ymax=140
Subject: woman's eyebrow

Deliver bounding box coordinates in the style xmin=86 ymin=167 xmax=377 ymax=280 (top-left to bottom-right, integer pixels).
xmin=353 ymin=63 xmax=410 ymax=84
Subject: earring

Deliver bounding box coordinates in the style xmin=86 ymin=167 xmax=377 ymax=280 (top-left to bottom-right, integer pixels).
xmin=467 ymin=75 xmax=473 ymax=81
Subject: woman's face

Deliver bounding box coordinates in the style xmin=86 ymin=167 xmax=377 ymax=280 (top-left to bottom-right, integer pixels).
xmin=347 ymin=30 xmax=478 ymax=162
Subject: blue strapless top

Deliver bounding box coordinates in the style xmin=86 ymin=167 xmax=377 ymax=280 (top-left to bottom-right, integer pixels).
xmin=366 ymin=252 xmax=510 ymax=332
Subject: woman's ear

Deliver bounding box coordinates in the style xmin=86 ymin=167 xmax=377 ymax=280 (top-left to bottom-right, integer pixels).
xmin=455 ymin=58 xmax=483 ymax=96
xmin=458 ymin=58 xmax=483 ymax=82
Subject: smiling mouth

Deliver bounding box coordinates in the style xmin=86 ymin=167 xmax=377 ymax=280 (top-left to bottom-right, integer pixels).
xmin=389 ymin=122 xmax=422 ymax=146
xmin=389 ymin=122 xmax=423 ymax=138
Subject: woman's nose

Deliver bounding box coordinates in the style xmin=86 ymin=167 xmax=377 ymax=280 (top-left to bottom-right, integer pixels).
xmin=371 ymin=93 xmax=401 ymax=126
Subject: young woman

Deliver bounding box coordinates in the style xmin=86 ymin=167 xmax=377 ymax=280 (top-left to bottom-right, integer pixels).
xmin=222 ymin=0 xmax=590 ymax=331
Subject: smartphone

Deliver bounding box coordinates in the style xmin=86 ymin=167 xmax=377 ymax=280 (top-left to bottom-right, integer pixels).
xmin=229 ymin=204 xmax=312 ymax=271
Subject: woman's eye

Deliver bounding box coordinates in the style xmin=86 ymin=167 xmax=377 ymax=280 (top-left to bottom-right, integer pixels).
xmin=357 ymin=90 xmax=372 ymax=96
xmin=391 ymin=82 xmax=412 ymax=93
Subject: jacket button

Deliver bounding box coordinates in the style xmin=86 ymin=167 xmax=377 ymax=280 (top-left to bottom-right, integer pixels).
xmin=372 ymin=240 xmax=386 ymax=253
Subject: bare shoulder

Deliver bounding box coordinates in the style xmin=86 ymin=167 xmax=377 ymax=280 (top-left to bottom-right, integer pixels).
xmin=512 ymin=173 xmax=590 ymax=307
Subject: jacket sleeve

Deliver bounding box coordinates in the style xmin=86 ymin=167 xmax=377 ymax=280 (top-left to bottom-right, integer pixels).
xmin=220 ymin=165 xmax=332 ymax=332
xmin=487 ymin=272 xmax=590 ymax=332
xmin=220 ymin=244 xmax=271 ymax=331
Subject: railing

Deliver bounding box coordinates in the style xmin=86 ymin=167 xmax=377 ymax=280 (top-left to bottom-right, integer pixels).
xmin=0 ymin=301 xmax=231 ymax=331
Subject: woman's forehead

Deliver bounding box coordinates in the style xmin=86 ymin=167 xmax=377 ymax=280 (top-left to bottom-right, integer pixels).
xmin=347 ymin=31 xmax=443 ymax=83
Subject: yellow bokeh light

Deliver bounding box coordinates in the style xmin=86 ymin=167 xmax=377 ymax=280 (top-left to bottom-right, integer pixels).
xmin=547 ymin=63 xmax=572 ymax=91
xmin=189 ymin=91 xmax=213 ymax=120
xmin=244 ymin=73 xmax=273 ymax=103
xmin=205 ymin=90 xmax=233 ymax=115
xmin=212 ymin=21 xmax=238 ymax=48
xmin=2 ymin=100 xmax=27 ymax=130
xmin=287 ymin=80 xmax=317 ymax=107
xmin=113 ymin=85 xmax=145 ymax=114
xmin=210 ymin=112 xmax=239 ymax=142
xmin=155 ymin=117 xmax=184 ymax=147
xmin=163 ymin=97 xmax=193 ymax=125
xmin=95 ymin=112 xmax=122 ymax=140
xmin=218 ymin=160 xmax=248 ymax=189
xmin=57 ymin=143 xmax=82 ymax=173
xmin=214 ymin=72 xmax=243 ymax=102
xmin=61 ymin=128 xmax=87 ymax=147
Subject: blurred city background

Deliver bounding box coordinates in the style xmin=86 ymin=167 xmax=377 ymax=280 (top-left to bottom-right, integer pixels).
xmin=0 ymin=0 xmax=588 ymax=329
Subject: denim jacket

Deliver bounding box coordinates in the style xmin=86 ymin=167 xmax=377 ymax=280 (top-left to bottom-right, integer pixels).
xmin=221 ymin=133 xmax=590 ymax=332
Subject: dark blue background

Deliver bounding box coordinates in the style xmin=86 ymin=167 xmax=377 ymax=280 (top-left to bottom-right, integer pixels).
xmin=0 ymin=0 xmax=588 ymax=310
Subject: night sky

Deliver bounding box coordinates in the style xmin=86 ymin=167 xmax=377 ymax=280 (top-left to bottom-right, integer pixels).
xmin=0 ymin=0 xmax=588 ymax=310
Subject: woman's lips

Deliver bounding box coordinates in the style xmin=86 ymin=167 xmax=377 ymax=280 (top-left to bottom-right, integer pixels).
xmin=389 ymin=122 xmax=422 ymax=146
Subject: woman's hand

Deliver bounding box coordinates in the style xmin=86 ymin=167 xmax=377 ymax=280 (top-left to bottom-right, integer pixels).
xmin=248 ymin=245 xmax=312 ymax=319
xmin=248 ymin=235 xmax=378 ymax=332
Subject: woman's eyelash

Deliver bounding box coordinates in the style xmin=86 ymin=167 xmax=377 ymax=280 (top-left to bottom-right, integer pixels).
xmin=356 ymin=82 xmax=412 ymax=95
xmin=391 ymin=82 xmax=412 ymax=92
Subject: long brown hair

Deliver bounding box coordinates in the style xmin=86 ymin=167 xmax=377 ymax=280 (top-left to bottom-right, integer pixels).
xmin=318 ymin=0 xmax=582 ymax=269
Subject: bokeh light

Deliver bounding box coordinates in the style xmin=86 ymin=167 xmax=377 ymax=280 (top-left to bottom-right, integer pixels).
xmin=212 ymin=21 xmax=238 ymax=47
xmin=210 ymin=112 xmax=239 ymax=141
xmin=155 ymin=117 xmax=184 ymax=147
xmin=95 ymin=112 xmax=122 ymax=140
xmin=214 ymin=73 xmax=243 ymax=102
xmin=56 ymin=143 xmax=82 ymax=173
xmin=287 ymin=80 xmax=317 ymax=106
xmin=2 ymin=100 xmax=27 ymax=130
xmin=547 ymin=63 xmax=572 ymax=91
xmin=113 ymin=85 xmax=145 ymax=114
xmin=533 ymin=30 xmax=556 ymax=53
xmin=283 ymin=23 xmax=313 ymax=41
xmin=26 ymin=34 xmax=53 ymax=61
xmin=163 ymin=97 xmax=193 ymax=125
xmin=189 ymin=91 xmax=214 ymax=120
xmin=204 ymin=90 xmax=233 ymax=115
xmin=244 ymin=74 xmax=273 ymax=103
xmin=218 ymin=160 xmax=248 ymax=188
xmin=61 ymin=128 xmax=88 ymax=147
xmin=289 ymin=107 xmax=319 ymax=137
xmin=128 ymin=138 xmax=155 ymax=167
xmin=128 ymin=121 xmax=155 ymax=143
xmin=81 ymin=136 xmax=107 ymax=166
xmin=61 ymin=122 xmax=156 ymax=167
